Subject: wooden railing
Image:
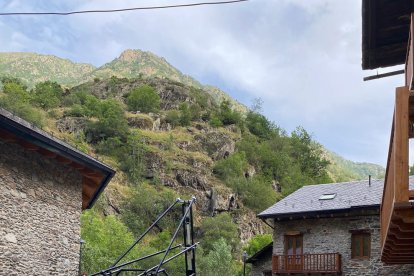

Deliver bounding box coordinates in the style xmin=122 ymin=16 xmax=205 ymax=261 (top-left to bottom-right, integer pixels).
xmin=272 ymin=253 xmax=341 ymax=274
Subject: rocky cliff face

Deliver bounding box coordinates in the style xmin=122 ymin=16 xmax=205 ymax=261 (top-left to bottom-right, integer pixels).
xmin=57 ymin=76 xmax=267 ymax=243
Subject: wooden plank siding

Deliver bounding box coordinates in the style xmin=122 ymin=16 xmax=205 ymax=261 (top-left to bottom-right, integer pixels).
xmin=381 ymin=85 xmax=414 ymax=264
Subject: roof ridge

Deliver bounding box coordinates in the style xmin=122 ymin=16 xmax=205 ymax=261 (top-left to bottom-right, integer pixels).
xmin=302 ymin=178 xmax=383 ymax=188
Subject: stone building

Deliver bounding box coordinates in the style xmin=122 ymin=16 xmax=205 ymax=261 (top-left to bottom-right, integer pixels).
xmin=254 ymin=178 xmax=414 ymax=276
xmin=246 ymin=242 xmax=272 ymax=276
xmin=0 ymin=108 xmax=115 ymax=275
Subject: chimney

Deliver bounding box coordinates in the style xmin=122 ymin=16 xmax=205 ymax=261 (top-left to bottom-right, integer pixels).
xmin=369 ymin=175 xmax=371 ymax=187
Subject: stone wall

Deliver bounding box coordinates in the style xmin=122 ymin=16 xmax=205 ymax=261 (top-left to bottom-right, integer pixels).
xmin=0 ymin=141 xmax=83 ymax=275
xmin=250 ymin=248 xmax=272 ymax=276
xmin=273 ymin=215 xmax=414 ymax=276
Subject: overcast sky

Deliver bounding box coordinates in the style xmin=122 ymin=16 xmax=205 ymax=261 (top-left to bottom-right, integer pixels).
xmin=0 ymin=0 xmax=405 ymax=166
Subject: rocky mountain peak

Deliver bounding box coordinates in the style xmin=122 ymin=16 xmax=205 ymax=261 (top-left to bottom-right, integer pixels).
xmin=118 ymin=49 xmax=145 ymax=63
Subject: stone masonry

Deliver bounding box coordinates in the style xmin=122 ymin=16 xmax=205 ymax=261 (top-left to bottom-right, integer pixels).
xmin=250 ymin=248 xmax=272 ymax=276
xmin=273 ymin=215 xmax=414 ymax=276
xmin=0 ymin=141 xmax=83 ymax=275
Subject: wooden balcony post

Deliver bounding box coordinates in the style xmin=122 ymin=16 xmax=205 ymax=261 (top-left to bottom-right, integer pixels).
xmin=272 ymin=255 xmax=278 ymax=274
xmin=393 ymin=86 xmax=409 ymax=203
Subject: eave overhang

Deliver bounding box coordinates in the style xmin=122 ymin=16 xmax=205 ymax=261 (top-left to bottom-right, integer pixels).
xmin=0 ymin=108 xmax=115 ymax=209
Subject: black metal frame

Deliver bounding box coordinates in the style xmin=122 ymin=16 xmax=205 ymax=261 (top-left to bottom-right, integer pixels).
xmin=90 ymin=197 xmax=197 ymax=276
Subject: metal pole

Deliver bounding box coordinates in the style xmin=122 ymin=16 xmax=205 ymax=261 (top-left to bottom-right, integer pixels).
xmin=153 ymin=198 xmax=196 ymax=275
xmin=242 ymin=252 xmax=248 ymax=276
xmin=110 ymin=198 xmax=181 ymax=267
xmin=90 ymin=244 xmax=183 ymax=276
xmin=79 ymin=239 xmax=85 ymax=276
xmin=138 ymin=243 xmax=199 ymax=276
xmin=363 ymin=69 xmax=404 ymax=81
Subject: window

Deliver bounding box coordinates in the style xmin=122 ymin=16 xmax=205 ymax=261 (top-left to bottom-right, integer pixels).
xmin=319 ymin=193 xmax=336 ymax=200
xmin=284 ymin=233 xmax=303 ymax=255
xmin=351 ymin=233 xmax=371 ymax=259
xmin=284 ymin=232 xmax=303 ymax=271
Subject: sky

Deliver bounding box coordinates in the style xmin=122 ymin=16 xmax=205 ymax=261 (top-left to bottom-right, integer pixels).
xmin=0 ymin=0 xmax=405 ymax=166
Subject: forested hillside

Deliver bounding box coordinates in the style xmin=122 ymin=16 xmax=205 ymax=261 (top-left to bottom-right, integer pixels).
xmin=0 ymin=50 xmax=384 ymax=275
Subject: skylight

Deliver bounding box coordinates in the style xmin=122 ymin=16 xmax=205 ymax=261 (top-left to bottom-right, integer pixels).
xmin=319 ymin=193 xmax=336 ymax=200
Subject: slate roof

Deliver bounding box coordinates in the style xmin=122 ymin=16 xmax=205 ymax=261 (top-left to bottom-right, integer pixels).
xmin=245 ymin=242 xmax=273 ymax=264
xmin=258 ymin=177 xmax=414 ymax=219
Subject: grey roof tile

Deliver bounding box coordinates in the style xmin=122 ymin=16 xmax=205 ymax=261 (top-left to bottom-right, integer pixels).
xmin=258 ymin=176 xmax=414 ymax=218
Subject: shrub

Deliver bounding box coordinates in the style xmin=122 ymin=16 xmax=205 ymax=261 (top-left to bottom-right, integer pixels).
xmin=127 ymin=85 xmax=160 ymax=113
xmin=80 ymin=210 xmax=140 ymax=274
xmin=245 ymin=111 xmax=276 ymax=139
xmin=165 ymin=110 xmax=181 ymax=127
xmin=219 ymin=100 xmax=241 ymax=126
xmin=209 ymin=114 xmax=223 ymax=127
xmin=120 ymin=134 xmax=147 ymax=183
xmin=31 ymin=81 xmax=63 ymax=109
xmin=243 ymin=234 xmax=272 ymax=256
xmin=198 ymin=239 xmax=235 ymax=276
xmin=0 ymin=79 xmax=45 ymax=127
xmin=121 ymin=184 xmax=178 ymax=237
xmin=198 ymin=213 xmax=239 ymax=254
xmin=179 ymin=103 xmax=192 ymax=126
xmin=213 ymin=152 xmax=248 ymax=180
xmin=227 ymin=176 xmax=278 ymax=213
xmin=86 ymin=99 xmax=129 ymax=142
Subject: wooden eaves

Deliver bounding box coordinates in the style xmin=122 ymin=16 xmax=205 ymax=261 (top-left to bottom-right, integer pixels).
xmin=362 ymin=0 xmax=414 ymax=70
xmin=0 ymin=108 xmax=115 ymax=210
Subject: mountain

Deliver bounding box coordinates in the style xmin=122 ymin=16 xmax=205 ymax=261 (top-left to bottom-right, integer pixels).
xmin=0 ymin=49 xmax=247 ymax=113
xmin=89 ymin=49 xmax=203 ymax=89
xmin=325 ymin=150 xmax=385 ymax=182
xmin=0 ymin=49 xmax=386 ymax=274
xmin=0 ymin=52 xmax=94 ymax=86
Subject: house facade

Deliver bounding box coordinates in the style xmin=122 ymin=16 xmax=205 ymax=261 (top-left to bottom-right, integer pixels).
xmin=0 ymin=108 xmax=114 ymax=275
xmin=246 ymin=242 xmax=273 ymax=276
xmin=256 ymin=178 xmax=414 ymax=276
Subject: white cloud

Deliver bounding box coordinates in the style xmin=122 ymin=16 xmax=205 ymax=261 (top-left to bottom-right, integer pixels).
xmin=0 ymin=0 xmax=402 ymax=165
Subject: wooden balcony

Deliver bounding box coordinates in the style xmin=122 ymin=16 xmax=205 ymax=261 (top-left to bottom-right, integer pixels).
xmin=380 ymin=85 xmax=414 ymax=264
xmin=272 ymin=253 xmax=341 ymax=275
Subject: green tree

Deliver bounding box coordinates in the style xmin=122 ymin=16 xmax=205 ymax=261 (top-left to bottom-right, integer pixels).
xmin=198 ymin=213 xmax=239 ymax=253
xmin=121 ymin=184 xmax=178 ymax=237
xmin=198 ymin=239 xmax=235 ymax=276
xmin=243 ymin=234 xmax=272 ymax=256
xmin=179 ymin=102 xmax=192 ymax=126
xmin=245 ymin=111 xmax=276 ymax=139
xmin=65 ymin=91 xmax=101 ymax=117
xmin=31 ymin=81 xmax=63 ymax=109
xmin=227 ymin=176 xmax=279 ymax=213
xmin=209 ymin=113 xmax=223 ymax=127
xmin=0 ymin=78 xmax=45 ymax=127
xmin=165 ymin=109 xmax=181 ymax=127
xmin=127 ymin=85 xmax=160 ymax=113
xmin=86 ymin=99 xmax=129 ymax=142
xmin=80 ymin=210 xmax=140 ymax=274
xmin=213 ymin=152 xmax=248 ymax=180
xmin=290 ymin=127 xmax=330 ymax=179
xmin=121 ymin=133 xmax=146 ymax=183
xmin=219 ymin=100 xmax=241 ymax=125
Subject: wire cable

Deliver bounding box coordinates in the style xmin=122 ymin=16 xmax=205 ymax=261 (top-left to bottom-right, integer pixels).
xmin=0 ymin=0 xmax=248 ymax=16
